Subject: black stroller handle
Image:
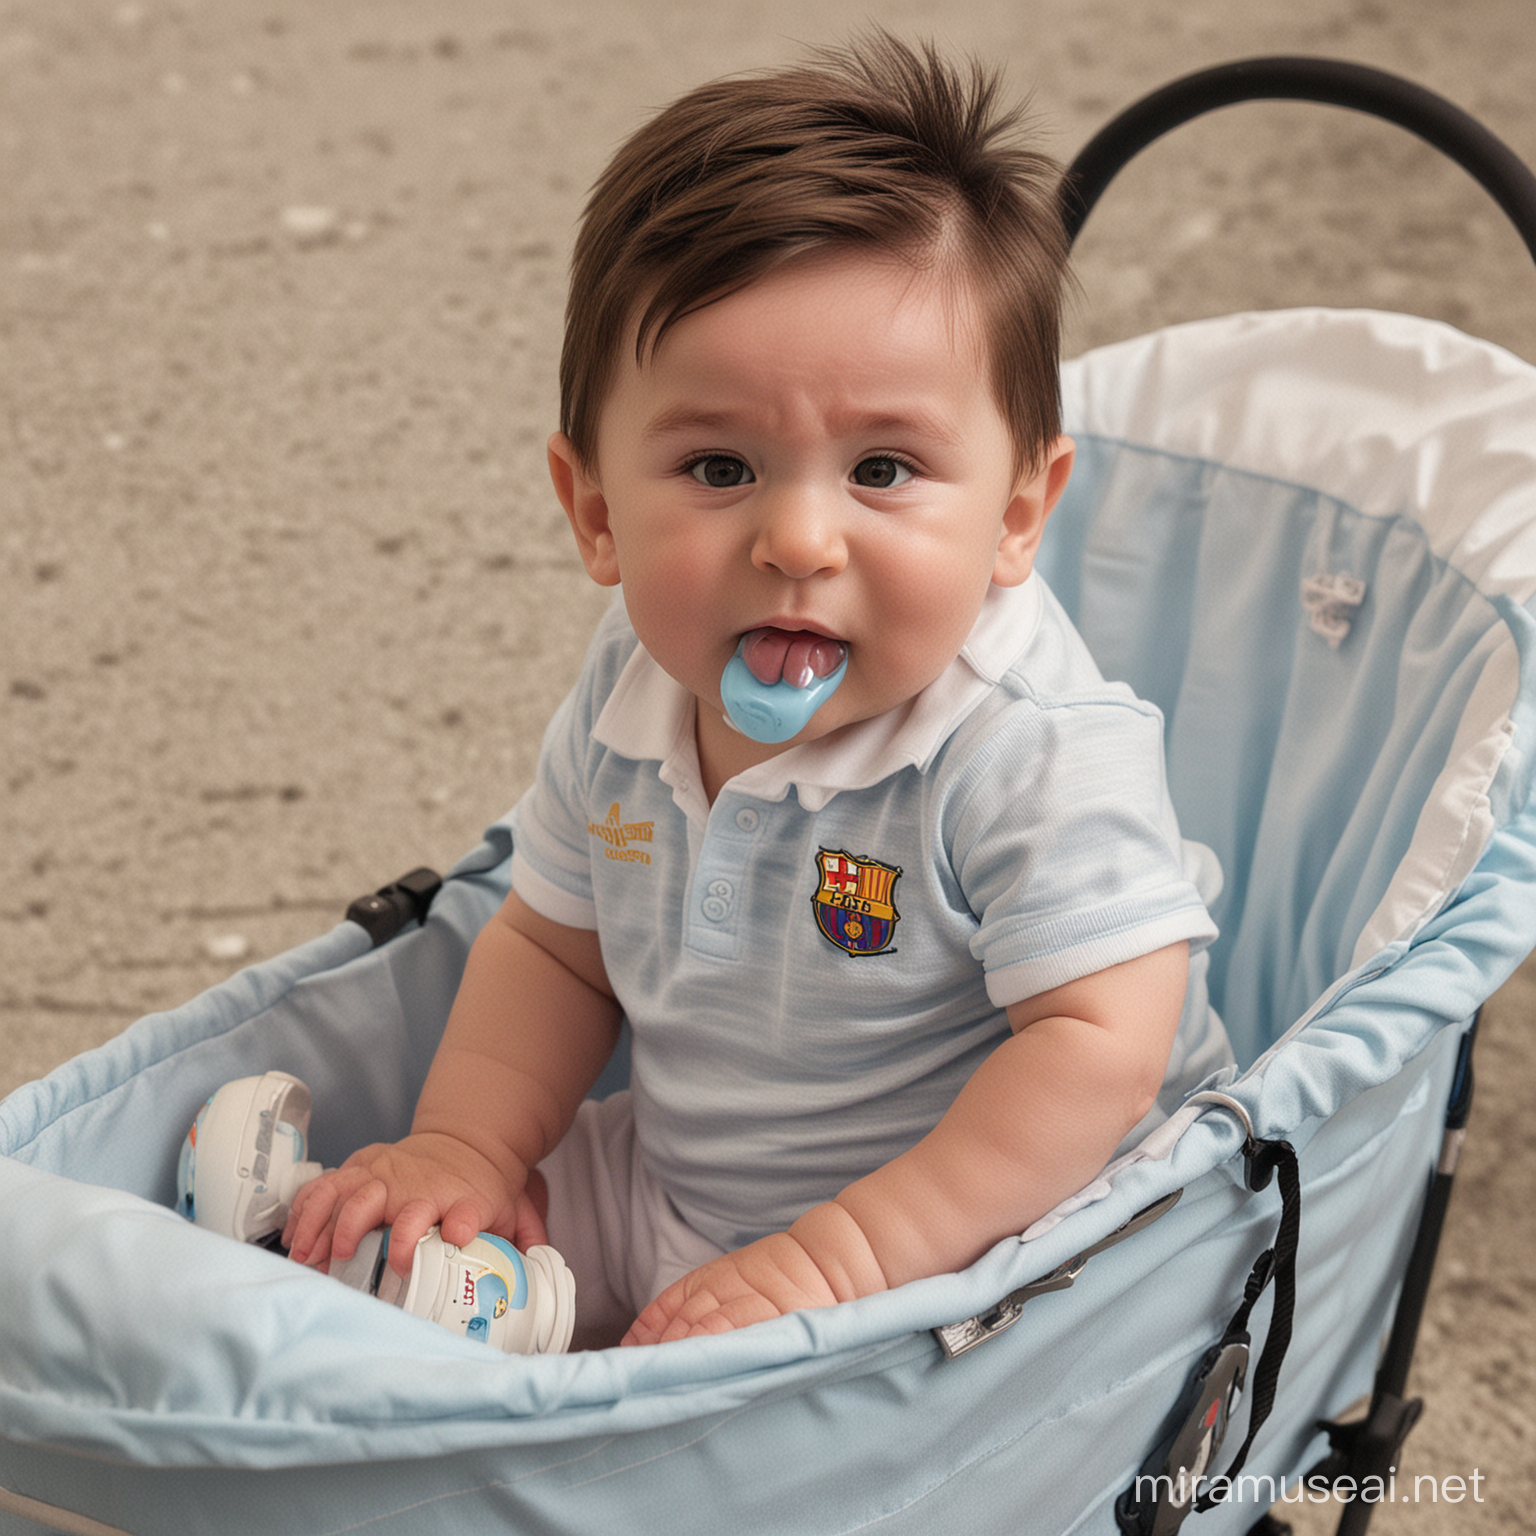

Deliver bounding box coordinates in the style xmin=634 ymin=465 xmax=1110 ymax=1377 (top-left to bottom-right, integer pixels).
xmin=1062 ymin=55 xmax=1536 ymax=265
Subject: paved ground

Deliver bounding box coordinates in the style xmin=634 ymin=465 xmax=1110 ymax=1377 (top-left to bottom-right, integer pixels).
xmin=3 ymin=0 xmax=1533 ymax=1529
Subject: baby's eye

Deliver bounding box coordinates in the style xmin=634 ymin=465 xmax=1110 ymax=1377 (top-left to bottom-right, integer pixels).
xmin=851 ymin=456 xmax=913 ymax=489
xmin=688 ymin=455 xmax=754 ymax=488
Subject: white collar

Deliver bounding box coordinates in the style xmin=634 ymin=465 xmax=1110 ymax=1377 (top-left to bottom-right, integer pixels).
xmin=592 ymin=576 xmax=1043 ymax=812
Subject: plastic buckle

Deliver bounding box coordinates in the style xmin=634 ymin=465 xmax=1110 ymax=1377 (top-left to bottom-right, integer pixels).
xmin=935 ymin=1190 xmax=1182 ymax=1360
xmin=346 ymin=867 xmax=443 ymax=947
xmin=1115 ymin=1336 xmax=1251 ymax=1535
xmin=1243 ymin=1137 xmax=1288 ymax=1192
xmin=1243 ymin=1247 xmax=1277 ymax=1302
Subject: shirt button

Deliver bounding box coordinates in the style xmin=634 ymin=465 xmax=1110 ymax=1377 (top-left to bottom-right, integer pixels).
xmin=702 ymin=896 xmax=730 ymax=921
xmin=735 ymin=808 xmax=760 ymax=832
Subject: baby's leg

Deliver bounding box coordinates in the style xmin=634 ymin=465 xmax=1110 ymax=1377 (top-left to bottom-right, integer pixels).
xmin=540 ymin=1090 xmax=724 ymax=1350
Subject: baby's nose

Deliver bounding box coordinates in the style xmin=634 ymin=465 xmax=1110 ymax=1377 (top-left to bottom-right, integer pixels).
xmin=751 ymin=490 xmax=847 ymax=579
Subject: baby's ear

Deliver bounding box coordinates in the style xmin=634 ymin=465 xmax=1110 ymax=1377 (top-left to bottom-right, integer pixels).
xmin=548 ymin=433 xmax=621 ymax=587
xmin=993 ymin=436 xmax=1074 ymax=587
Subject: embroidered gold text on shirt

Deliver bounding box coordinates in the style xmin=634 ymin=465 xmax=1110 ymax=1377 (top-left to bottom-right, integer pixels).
xmin=589 ymin=802 xmax=654 ymax=864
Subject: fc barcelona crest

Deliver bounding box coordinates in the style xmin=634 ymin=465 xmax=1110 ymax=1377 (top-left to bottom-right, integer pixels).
xmin=812 ymin=848 xmax=901 ymax=957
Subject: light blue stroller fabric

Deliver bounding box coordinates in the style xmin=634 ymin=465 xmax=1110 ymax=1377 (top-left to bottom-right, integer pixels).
xmin=3 ymin=309 xmax=1536 ymax=1536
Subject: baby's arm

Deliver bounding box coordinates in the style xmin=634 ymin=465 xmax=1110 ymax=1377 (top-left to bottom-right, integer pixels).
xmin=284 ymin=890 xmax=621 ymax=1276
xmin=623 ymin=942 xmax=1187 ymax=1344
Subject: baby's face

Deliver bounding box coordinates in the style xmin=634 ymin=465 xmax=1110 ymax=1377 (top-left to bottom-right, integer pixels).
xmin=552 ymin=247 xmax=1072 ymax=762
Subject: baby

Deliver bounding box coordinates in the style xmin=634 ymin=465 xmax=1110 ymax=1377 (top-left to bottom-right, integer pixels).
xmin=285 ymin=33 xmax=1229 ymax=1349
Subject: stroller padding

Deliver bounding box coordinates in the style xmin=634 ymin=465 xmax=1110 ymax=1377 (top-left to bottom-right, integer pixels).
xmin=1052 ymin=307 xmax=1536 ymax=1066
xmin=4 ymin=309 xmax=1535 ymax=1535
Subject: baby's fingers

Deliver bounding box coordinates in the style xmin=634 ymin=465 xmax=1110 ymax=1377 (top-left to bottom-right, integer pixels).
xmin=385 ymin=1198 xmax=455 ymax=1276
xmin=283 ymin=1168 xmax=377 ymax=1267
xmin=622 ymin=1282 xmax=731 ymax=1346
xmin=620 ymin=1296 xmax=671 ymax=1348
xmin=325 ymin=1180 xmax=391 ymax=1266
xmin=623 ymin=1295 xmax=742 ymax=1346
xmin=436 ymin=1196 xmax=493 ymax=1253
xmin=282 ymin=1174 xmax=338 ymax=1264
xmin=509 ymin=1175 xmax=550 ymax=1254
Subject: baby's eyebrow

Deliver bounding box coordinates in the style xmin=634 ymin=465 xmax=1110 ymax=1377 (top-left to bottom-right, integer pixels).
xmin=829 ymin=408 xmax=964 ymax=448
xmin=641 ymin=405 xmax=739 ymax=441
xmin=640 ymin=403 xmax=964 ymax=446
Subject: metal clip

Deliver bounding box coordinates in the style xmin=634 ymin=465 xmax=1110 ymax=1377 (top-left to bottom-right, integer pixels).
xmin=935 ymin=1189 xmax=1182 ymax=1360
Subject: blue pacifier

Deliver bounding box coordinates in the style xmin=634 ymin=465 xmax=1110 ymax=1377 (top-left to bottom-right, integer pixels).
xmin=721 ymin=637 xmax=847 ymax=744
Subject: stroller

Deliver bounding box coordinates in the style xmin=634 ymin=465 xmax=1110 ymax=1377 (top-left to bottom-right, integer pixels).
xmin=3 ymin=58 xmax=1535 ymax=1536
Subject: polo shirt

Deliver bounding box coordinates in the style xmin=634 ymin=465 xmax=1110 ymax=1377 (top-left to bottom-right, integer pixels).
xmin=509 ymin=576 xmax=1226 ymax=1250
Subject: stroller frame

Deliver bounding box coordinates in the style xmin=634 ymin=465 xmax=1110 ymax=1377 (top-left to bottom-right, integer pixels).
xmin=1061 ymin=58 xmax=1536 ymax=1535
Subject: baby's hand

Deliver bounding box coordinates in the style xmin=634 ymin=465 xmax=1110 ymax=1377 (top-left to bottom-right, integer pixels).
xmin=282 ymin=1132 xmax=546 ymax=1278
xmin=621 ymin=1232 xmax=841 ymax=1346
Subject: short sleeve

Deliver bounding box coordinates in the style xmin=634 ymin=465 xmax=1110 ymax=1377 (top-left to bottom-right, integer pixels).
xmin=949 ymin=692 xmax=1218 ymax=1006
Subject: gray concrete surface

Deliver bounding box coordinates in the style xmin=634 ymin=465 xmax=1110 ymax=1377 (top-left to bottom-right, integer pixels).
xmin=2 ymin=0 xmax=1533 ymax=1529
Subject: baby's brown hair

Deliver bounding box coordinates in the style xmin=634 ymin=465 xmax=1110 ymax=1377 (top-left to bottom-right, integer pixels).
xmin=559 ymin=32 xmax=1071 ymax=477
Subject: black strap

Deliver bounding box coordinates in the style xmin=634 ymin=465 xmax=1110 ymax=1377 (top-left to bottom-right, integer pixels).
xmin=1194 ymin=1137 xmax=1301 ymax=1507
xmin=1116 ymin=1136 xmax=1302 ymax=1534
